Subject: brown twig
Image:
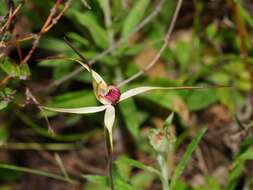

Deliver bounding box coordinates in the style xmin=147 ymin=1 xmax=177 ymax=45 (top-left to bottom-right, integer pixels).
xmin=48 ymin=0 xmax=166 ymax=88
xmin=0 ymin=75 xmax=12 ymax=90
xmin=0 ymin=1 xmax=24 ymax=35
xmin=21 ymin=0 xmax=72 ymax=64
xmin=16 ymin=41 xmax=23 ymax=62
xmin=25 ymin=88 xmax=53 ymax=134
xmin=230 ymin=0 xmax=253 ymax=88
xmin=117 ymin=0 xmax=183 ymax=87
xmin=2 ymin=0 xmax=72 ymax=47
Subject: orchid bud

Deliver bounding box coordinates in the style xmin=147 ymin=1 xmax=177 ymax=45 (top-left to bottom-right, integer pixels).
xmin=149 ymin=128 xmax=176 ymax=153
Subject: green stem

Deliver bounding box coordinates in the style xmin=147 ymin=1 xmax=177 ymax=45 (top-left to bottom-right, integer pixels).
xmin=104 ymin=128 xmax=115 ymax=190
xmin=108 ymin=153 xmax=115 ymax=190
xmin=157 ymin=153 xmax=169 ymax=190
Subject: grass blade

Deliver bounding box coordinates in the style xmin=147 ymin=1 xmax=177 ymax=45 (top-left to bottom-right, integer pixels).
xmin=0 ymin=163 xmax=75 ymax=183
xmin=54 ymin=153 xmax=70 ymax=181
xmin=17 ymin=111 xmax=97 ymax=141
xmin=170 ymin=127 xmax=207 ymax=189
xmin=122 ymin=0 xmax=150 ymax=37
xmin=118 ymin=156 xmax=160 ymax=176
xmin=70 ymin=11 xmax=108 ymax=49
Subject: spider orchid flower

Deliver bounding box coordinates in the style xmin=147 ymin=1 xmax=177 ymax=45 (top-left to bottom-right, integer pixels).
xmin=43 ymin=59 xmax=223 ymax=152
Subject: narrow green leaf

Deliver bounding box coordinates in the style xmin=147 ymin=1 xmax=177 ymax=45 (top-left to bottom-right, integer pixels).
xmin=44 ymin=90 xmax=98 ymax=117
xmin=0 ymin=101 xmax=8 ymax=110
xmin=82 ymin=175 xmax=109 ymax=186
xmin=206 ymin=176 xmax=222 ymax=190
xmin=0 ymin=60 xmax=19 ymax=77
xmin=17 ymin=111 xmax=97 ymax=142
xmin=228 ymin=147 xmax=253 ymax=189
xmin=47 ymin=90 xmax=96 ymax=106
xmin=19 ymin=63 xmax=31 ymax=80
xmin=0 ymin=60 xmax=30 ymax=79
xmin=67 ymin=32 xmax=90 ymax=47
xmin=122 ymin=0 xmax=150 ymax=37
xmin=115 ymin=179 xmax=136 ymax=190
xmin=0 ymin=185 xmax=12 ymax=190
xmin=238 ymin=3 xmax=253 ymax=31
xmin=227 ymin=163 xmax=244 ymax=190
xmin=97 ymin=0 xmax=106 ymax=12
xmin=185 ymin=89 xmax=218 ymax=111
xmin=0 ymin=163 xmax=73 ymax=183
xmin=0 ymin=125 xmax=9 ymax=143
xmin=118 ymin=157 xmax=160 ymax=176
xmin=54 ymin=153 xmax=70 ymax=180
xmin=237 ymin=148 xmax=253 ymax=162
xmin=40 ymin=37 xmax=71 ymax=52
xmin=164 ymin=112 xmax=174 ymax=129
xmin=119 ymin=98 xmax=140 ymax=138
xmin=170 ymin=127 xmax=207 ymax=189
xmin=71 ymin=11 xmax=108 ymax=49
xmin=38 ymin=59 xmax=71 ymax=67
xmin=131 ymin=171 xmax=155 ymax=190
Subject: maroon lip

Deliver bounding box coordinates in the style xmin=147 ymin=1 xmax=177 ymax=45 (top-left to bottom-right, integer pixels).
xmin=104 ymin=86 xmax=121 ymax=105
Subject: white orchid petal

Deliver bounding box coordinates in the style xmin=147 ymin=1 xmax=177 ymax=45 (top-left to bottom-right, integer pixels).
xmin=119 ymin=86 xmax=207 ymax=102
xmin=104 ymin=105 xmax=115 ymax=151
xmin=43 ymin=105 xmax=107 ymax=114
xmin=73 ymin=59 xmax=107 ymax=87
xmin=71 ymin=59 xmax=109 ymax=104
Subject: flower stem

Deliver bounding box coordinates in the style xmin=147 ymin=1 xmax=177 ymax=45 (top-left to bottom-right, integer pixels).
xmin=108 ymin=153 xmax=115 ymax=190
xmin=104 ymin=128 xmax=115 ymax=190
xmin=157 ymin=153 xmax=170 ymax=190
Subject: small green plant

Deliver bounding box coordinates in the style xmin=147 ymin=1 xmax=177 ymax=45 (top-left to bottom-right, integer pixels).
xmin=148 ymin=113 xmax=207 ymax=190
xmin=81 ymin=113 xmax=207 ymax=190
xmin=42 ymin=54 xmax=215 ymax=190
xmin=148 ymin=113 xmax=176 ymax=190
xmin=0 ymin=0 xmax=253 ymax=189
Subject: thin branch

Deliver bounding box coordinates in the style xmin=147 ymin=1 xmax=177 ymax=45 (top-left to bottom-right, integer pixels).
xmin=230 ymin=0 xmax=253 ymax=88
xmin=0 ymin=2 xmax=24 ymax=35
xmin=21 ymin=0 xmax=72 ymax=64
xmin=5 ymin=0 xmax=15 ymax=13
xmin=0 ymin=75 xmax=12 ymax=90
xmin=117 ymin=0 xmax=183 ymax=87
xmin=3 ymin=0 xmax=72 ymax=49
xmin=25 ymin=88 xmax=53 ymax=134
xmin=5 ymin=33 xmax=35 ymax=46
xmin=54 ymin=153 xmax=71 ymax=181
xmin=49 ymin=0 xmax=166 ymax=89
xmin=43 ymin=0 xmax=73 ymax=33
xmin=80 ymin=0 xmax=91 ymax=9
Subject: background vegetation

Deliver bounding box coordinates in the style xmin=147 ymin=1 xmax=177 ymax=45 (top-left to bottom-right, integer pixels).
xmin=0 ymin=0 xmax=253 ymax=189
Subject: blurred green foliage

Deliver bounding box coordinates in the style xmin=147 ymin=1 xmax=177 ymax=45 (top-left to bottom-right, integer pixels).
xmin=0 ymin=0 xmax=253 ymax=189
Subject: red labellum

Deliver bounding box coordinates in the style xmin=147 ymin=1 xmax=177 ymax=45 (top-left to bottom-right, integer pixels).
xmin=104 ymin=85 xmax=121 ymax=105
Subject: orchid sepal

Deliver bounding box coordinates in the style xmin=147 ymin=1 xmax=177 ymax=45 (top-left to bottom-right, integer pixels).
xmin=42 ymin=105 xmax=107 ymax=114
